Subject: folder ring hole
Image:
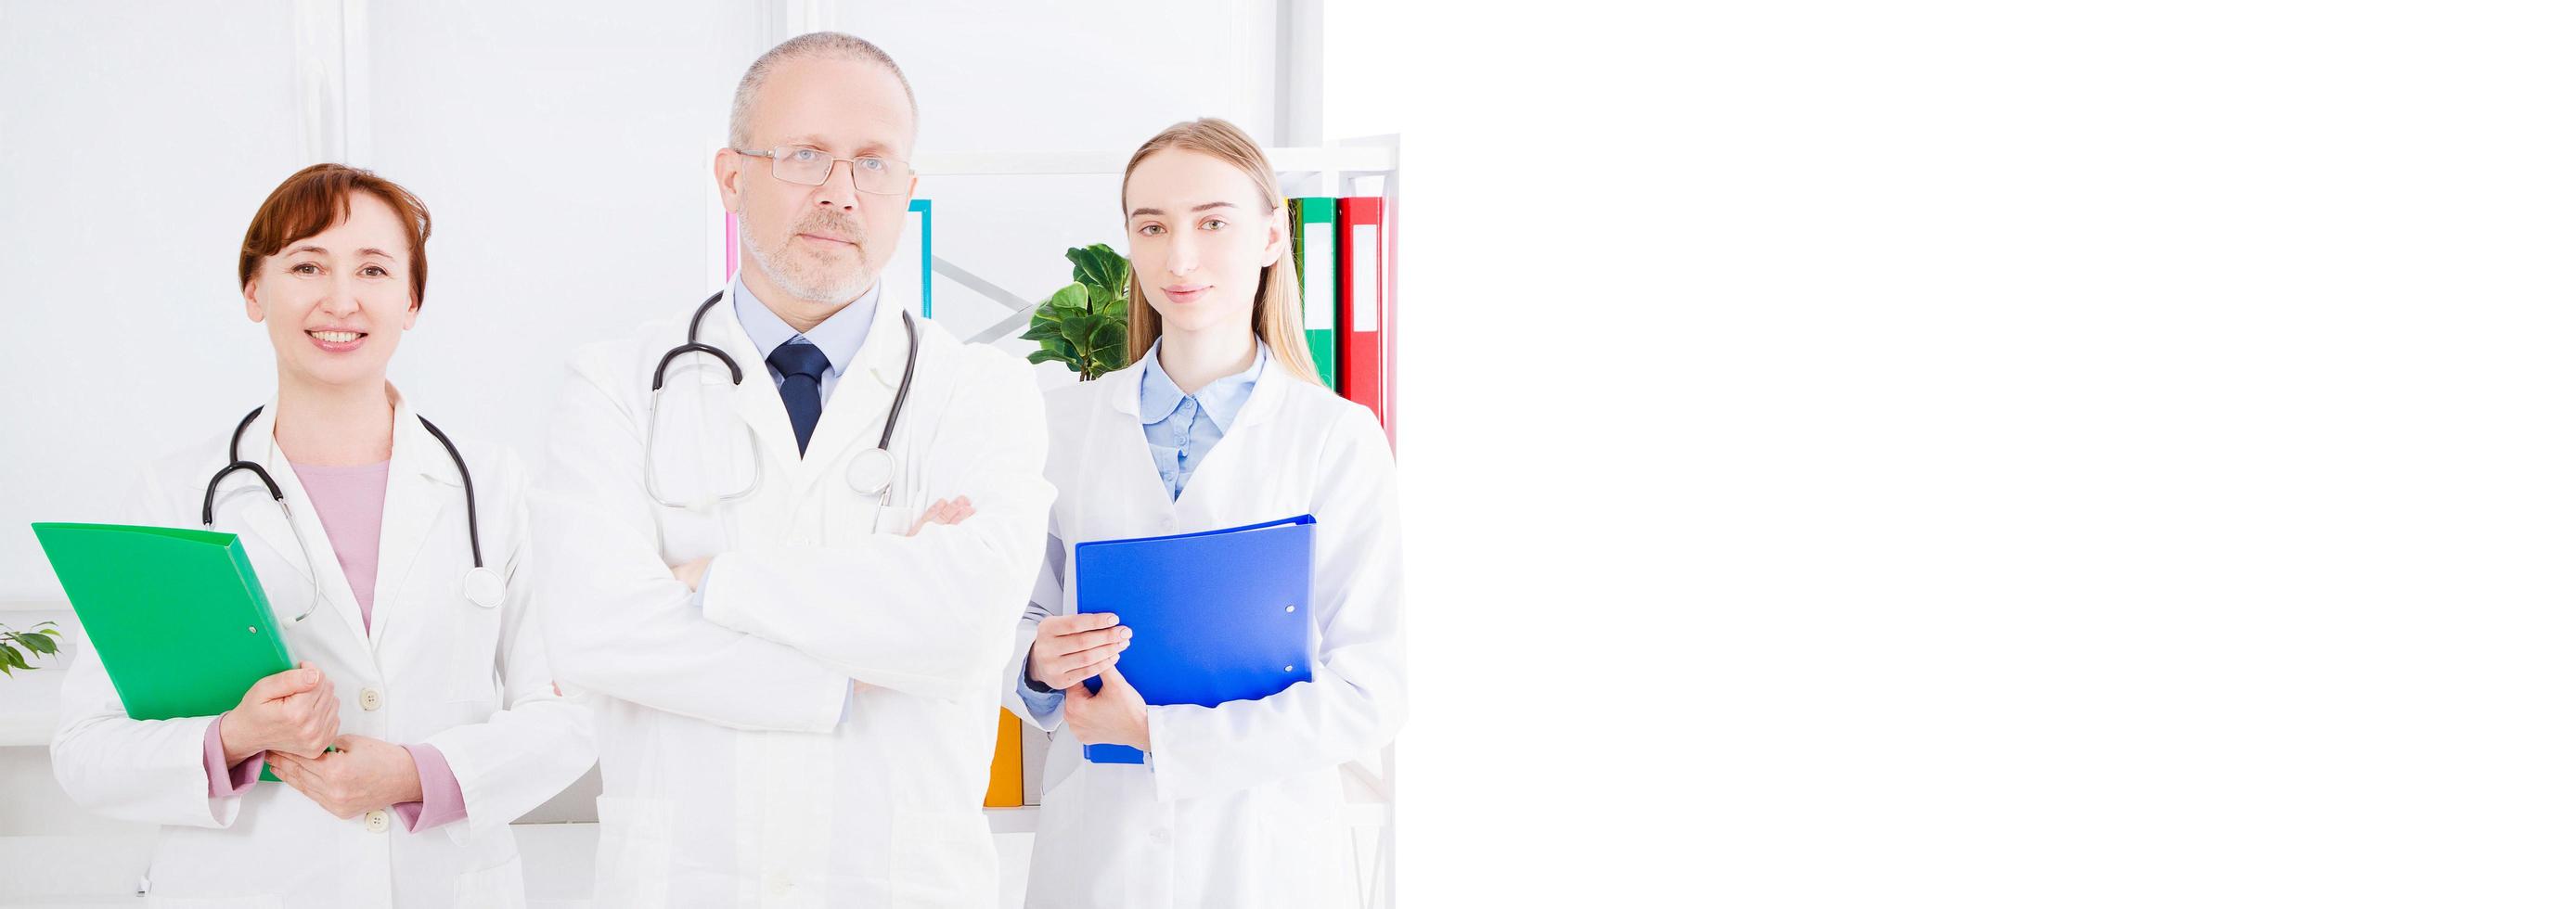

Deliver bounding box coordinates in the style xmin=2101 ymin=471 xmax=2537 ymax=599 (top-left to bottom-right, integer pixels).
xmin=1285 ymin=604 xmax=1295 ymax=612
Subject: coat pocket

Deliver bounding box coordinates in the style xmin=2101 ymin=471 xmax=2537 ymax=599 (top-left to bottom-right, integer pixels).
xmin=591 ymin=795 xmax=675 ymax=909
xmin=871 ymin=500 xmax=923 ymax=536
xmin=890 ymin=809 xmax=995 ymax=909
xmin=448 ymin=854 xmax=526 ymax=909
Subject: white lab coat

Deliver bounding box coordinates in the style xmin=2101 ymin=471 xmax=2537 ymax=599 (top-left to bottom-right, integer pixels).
xmin=51 ymin=393 xmax=597 ymax=909
xmin=1006 ymin=354 xmax=1408 ymax=909
xmin=533 ymin=288 xmax=1052 ymax=908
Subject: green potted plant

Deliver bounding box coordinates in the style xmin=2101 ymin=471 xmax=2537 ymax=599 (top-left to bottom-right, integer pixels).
xmin=0 ymin=620 xmax=61 ymax=675
xmin=1021 ymin=243 xmax=1133 ymax=380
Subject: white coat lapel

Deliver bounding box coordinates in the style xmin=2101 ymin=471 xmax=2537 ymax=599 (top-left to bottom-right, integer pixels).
xmin=1099 ymin=362 xmax=1179 ymax=519
xmin=368 ymin=393 xmax=457 ymax=650
xmin=1166 ymin=350 xmax=1290 ymax=513
xmin=707 ymin=290 xmax=805 ymax=483
xmin=796 ymin=299 xmax=907 ymax=488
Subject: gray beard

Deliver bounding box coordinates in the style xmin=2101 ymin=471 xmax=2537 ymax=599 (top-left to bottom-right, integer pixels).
xmin=746 ymin=228 xmax=874 ymax=303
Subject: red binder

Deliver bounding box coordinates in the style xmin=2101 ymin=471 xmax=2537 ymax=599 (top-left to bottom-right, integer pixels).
xmin=1337 ymin=197 xmax=1389 ymax=435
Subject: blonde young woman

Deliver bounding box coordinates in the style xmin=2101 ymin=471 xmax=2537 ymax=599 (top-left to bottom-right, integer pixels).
xmin=1003 ymin=118 xmax=1407 ymax=909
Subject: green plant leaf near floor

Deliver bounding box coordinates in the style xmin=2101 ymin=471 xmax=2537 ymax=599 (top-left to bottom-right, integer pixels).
xmin=1022 ymin=243 xmax=1134 ymax=381
xmin=0 ymin=621 xmax=61 ymax=676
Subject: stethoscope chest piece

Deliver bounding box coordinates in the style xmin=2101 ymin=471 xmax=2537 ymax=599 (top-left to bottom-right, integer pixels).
xmin=460 ymin=566 xmax=506 ymax=609
xmin=847 ymin=447 xmax=895 ymax=497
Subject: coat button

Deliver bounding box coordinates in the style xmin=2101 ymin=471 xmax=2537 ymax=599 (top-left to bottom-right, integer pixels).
xmin=364 ymin=810 xmax=389 ymax=833
xmin=359 ymin=687 xmax=382 ymax=711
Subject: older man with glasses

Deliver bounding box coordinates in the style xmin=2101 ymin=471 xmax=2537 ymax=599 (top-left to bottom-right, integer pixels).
xmin=532 ymin=32 xmax=1053 ymax=907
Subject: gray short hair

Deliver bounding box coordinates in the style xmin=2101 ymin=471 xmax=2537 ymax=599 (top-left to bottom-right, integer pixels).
xmin=728 ymin=32 xmax=919 ymax=150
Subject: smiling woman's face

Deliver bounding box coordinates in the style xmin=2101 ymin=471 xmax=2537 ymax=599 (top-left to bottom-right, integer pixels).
xmin=1122 ymin=148 xmax=1286 ymax=341
xmin=243 ymin=192 xmax=418 ymax=390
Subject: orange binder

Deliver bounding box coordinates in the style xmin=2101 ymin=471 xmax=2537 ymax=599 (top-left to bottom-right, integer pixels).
xmin=984 ymin=708 xmax=1024 ymax=807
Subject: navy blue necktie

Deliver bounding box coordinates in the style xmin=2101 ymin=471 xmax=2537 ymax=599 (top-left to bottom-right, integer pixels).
xmin=766 ymin=340 xmax=831 ymax=455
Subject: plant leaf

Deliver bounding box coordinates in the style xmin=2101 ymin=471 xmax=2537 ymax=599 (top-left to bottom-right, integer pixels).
xmin=1060 ymin=312 xmax=1104 ymax=350
xmin=1068 ymin=244 xmax=1127 ymax=293
xmin=1047 ymin=283 xmax=1088 ymax=314
xmin=1087 ymin=320 xmax=1127 ymax=375
xmin=17 ymin=632 xmax=57 ymax=655
xmin=1088 ymin=318 xmax=1124 ymax=352
xmin=0 ymin=647 xmax=29 ymax=672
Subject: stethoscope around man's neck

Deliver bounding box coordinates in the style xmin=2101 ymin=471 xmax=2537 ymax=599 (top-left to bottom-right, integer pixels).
xmin=645 ymin=288 xmax=920 ymax=510
xmin=201 ymin=405 xmax=507 ymax=622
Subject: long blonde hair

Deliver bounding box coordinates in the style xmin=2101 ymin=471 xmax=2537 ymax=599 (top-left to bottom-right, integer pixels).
xmin=1121 ymin=118 xmax=1325 ymax=386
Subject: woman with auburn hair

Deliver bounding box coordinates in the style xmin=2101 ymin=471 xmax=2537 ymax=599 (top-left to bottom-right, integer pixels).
xmin=50 ymin=163 xmax=593 ymax=907
xmin=1004 ymin=118 xmax=1408 ymax=908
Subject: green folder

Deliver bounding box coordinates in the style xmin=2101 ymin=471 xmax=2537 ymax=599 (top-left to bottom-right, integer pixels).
xmin=32 ymin=522 xmax=295 ymax=779
xmin=1291 ymin=197 xmax=1339 ymax=390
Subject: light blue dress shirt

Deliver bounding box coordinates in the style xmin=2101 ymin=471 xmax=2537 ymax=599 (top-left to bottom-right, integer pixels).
xmin=1016 ymin=339 xmax=1269 ymax=720
xmin=731 ymin=276 xmax=880 ymax=404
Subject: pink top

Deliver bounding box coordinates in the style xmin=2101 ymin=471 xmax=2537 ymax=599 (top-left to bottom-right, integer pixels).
xmin=290 ymin=461 xmax=388 ymax=629
xmin=199 ymin=458 xmax=465 ymax=831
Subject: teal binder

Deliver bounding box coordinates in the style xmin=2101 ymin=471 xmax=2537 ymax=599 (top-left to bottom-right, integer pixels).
xmin=1291 ymin=198 xmax=1339 ymax=390
xmin=32 ymin=522 xmax=296 ymax=778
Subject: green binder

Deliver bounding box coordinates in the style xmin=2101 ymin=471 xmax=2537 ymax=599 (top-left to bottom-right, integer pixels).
xmin=32 ymin=522 xmax=296 ymax=778
xmin=1291 ymin=197 xmax=1339 ymax=390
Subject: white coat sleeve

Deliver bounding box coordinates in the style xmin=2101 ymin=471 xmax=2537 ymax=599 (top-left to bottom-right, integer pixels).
xmin=533 ymin=365 xmax=852 ymax=733
xmin=1140 ymin=409 xmax=1410 ymax=803
xmin=419 ymin=453 xmax=597 ymax=842
xmin=50 ymin=469 xmax=246 ymax=828
xmin=1002 ymin=516 xmax=1071 ymax=731
xmin=701 ymin=357 xmax=1054 ymax=706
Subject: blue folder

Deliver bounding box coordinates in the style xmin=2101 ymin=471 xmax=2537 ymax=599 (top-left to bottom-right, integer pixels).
xmin=1073 ymin=514 xmax=1316 ymax=763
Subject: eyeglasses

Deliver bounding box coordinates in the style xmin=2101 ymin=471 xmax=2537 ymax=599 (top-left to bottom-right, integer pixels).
xmin=734 ymin=146 xmax=913 ymax=196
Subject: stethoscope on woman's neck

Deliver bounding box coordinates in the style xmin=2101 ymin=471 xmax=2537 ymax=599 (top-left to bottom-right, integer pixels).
xmin=645 ymin=288 xmax=920 ymax=509
xmin=201 ymin=403 xmax=506 ymax=622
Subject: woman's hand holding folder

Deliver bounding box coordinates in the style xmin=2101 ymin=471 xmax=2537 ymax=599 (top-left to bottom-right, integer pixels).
xmin=1027 ymin=613 xmax=1130 ymax=691
xmin=216 ymin=661 xmax=340 ymax=764
xmin=1063 ymin=664 xmax=1151 ymax=749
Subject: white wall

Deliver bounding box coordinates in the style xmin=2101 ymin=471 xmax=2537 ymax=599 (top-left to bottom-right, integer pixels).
xmin=0 ymin=1 xmax=309 ymax=596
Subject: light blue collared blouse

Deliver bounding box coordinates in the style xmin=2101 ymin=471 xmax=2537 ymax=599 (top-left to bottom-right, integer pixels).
xmin=1138 ymin=339 xmax=1268 ymax=501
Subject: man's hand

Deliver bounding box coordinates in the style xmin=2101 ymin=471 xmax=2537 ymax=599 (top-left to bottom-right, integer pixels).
xmin=908 ymin=496 xmax=974 ymax=535
xmin=266 ymin=735 xmax=423 ymax=820
xmin=1063 ymin=664 xmax=1151 ymax=749
xmin=671 ymin=557 xmax=713 ymax=592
